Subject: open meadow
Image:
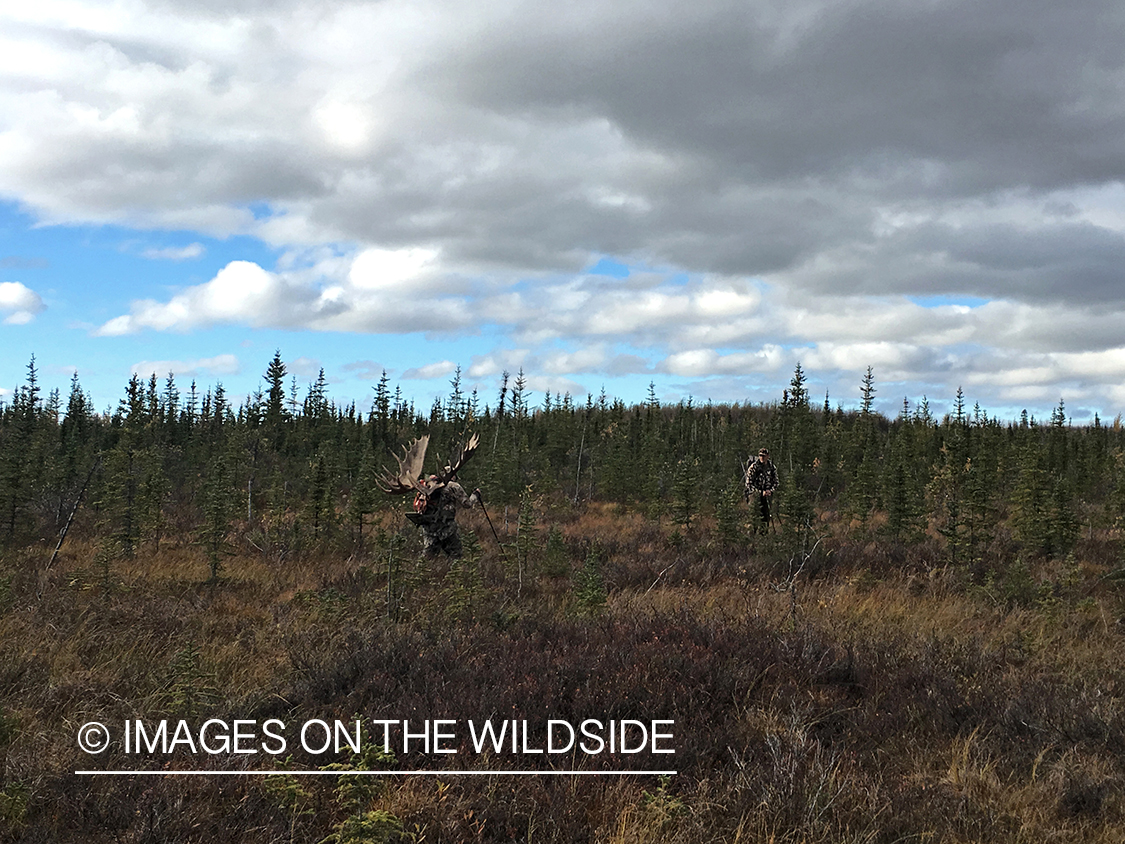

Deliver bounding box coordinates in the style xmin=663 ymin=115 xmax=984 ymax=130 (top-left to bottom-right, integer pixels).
xmin=3 ymin=498 xmax=1125 ymax=843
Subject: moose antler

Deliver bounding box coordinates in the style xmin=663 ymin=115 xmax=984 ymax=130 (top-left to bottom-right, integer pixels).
xmin=378 ymin=432 xmax=480 ymax=495
xmin=438 ymin=432 xmax=480 ymax=483
xmin=376 ymin=435 xmax=431 ymax=495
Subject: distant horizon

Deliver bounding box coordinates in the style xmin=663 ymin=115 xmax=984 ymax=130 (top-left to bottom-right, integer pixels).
xmin=3 ymin=349 xmax=1111 ymax=430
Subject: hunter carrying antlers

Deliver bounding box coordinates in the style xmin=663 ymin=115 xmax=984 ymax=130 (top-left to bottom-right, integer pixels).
xmin=377 ymin=433 xmax=482 ymax=558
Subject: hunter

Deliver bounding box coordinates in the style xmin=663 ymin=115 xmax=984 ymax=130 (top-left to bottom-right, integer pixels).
xmin=377 ymin=433 xmax=482 ymax=559
xmin=743 ymin=447 xmax=779 ymax=533
xmin=411 ymin=472 xmax=482 ymax=558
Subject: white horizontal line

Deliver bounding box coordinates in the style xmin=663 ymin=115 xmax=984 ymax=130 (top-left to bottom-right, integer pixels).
xmin=76 ymin=769 xmax=677 ymax=777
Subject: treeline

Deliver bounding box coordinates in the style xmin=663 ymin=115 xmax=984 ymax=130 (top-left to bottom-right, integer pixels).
xmin=2 ymin=353 xmax=1124 ymax=570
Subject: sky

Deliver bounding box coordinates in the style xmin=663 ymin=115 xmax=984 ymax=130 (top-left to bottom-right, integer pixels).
xmin=2 ymin=0 xmax=1125 ymax=423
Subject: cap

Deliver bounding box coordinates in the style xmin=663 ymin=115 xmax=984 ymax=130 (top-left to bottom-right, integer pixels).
xmin=758 ymin=448 xmax=769 ymax=456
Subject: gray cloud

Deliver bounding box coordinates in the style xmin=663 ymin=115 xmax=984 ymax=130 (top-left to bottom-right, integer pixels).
xmin=818 ymin=219 xmax=1125 ymax=304
xmin=8 ymin=0 xmax=1125 ymax=294
xmin=434 ymin=0 xmax=1125 ymax=184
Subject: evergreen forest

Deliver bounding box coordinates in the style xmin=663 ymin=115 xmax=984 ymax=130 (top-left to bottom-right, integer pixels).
xmin=2 ymin=354 xmax=1121 ymax=565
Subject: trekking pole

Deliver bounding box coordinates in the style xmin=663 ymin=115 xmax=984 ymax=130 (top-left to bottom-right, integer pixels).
xmin=478 ymin=498 xmax=506 ymax=551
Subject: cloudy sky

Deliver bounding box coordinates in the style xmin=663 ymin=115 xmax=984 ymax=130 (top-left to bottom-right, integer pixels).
xmin=2 ymin=0 xmax=1125 ymax=421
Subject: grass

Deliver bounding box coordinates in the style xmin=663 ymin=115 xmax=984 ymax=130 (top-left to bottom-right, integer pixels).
xmin=1 ymin=502 xmax=1124 ymax=842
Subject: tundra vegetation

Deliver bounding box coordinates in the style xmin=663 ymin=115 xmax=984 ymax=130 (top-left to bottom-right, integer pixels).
xmin=2 ymin=354 xmax=1125 ymax=842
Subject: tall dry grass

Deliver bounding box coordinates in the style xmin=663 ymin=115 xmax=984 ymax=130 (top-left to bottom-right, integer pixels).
xmin=1 ymin=502 xmax=1123 ymax=842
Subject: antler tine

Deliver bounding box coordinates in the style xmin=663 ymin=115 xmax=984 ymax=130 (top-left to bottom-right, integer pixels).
xmin=440 ymin=432 xmax=480 ymax=480
xmin=376 ymin=435 xmax=430 ymax=495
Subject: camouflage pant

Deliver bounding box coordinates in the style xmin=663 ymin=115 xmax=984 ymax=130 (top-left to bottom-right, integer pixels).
xmin=421 ymin=521 xmax=463 ymax=558
xmin=752 ymin=491 xmax=772 ymax=533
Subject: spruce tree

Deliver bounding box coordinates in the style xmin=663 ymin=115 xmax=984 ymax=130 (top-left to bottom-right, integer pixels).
xmin=260 ymin=351 xmax=290 ymax=461
xmin=371 ymin=370 xmax=392 ymax=455
xmin=714 ymin=479 xmax=745 ymax=546
xmin=844 ymin=366 xmax=880 ymax=527
xmin=669 ymin=456 xmax=699 ymax=530
xmin=304 ymin=445 xmax=336 ymax=543
xmin=0 ymin=364 xmax=35 ymax=542
xmin=882 ymin=423 xmax=924 ymax=543
xmin=573 ymin=546 xmax=607 ymax=615
xmin=345 ymin=442 xmax=378 ymax=546
xmin=1011 ymin=445 xmax=1051 ymax=555
xmin=198 ymin=451 xmax=234 ymax=582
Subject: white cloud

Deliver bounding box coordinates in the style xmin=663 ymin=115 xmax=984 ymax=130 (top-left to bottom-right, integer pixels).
xmin=141 ymin=243 xmax=205 ymax=261
xmin=94 ymin=261 xmax=332 ymax=335
xmin=0 ymin=281 xmax=45 ymax=324
xmin=313 ymin=100 xmax=376 ymax=153
xmin=540 ymin=346 xmax=610 ymax=374
xmin=349 ymin=247 xmax=440 ymax=292
xmin=466 ymin=349 xmax=529 ymax=379
xmin=661 ymin=347 xmax=783 ymax=378
xmin=289 ymin=356 xmax=322 ymax=379
xmin=85 ymin=240 xmax=1125 ymax=417
xmin=131 ymin=353 xmax=240 ymax=379
xmin=520 ymin=373 xmax=586 ymax=397
xmin=403 ymin=360 xmax=458 ymax=380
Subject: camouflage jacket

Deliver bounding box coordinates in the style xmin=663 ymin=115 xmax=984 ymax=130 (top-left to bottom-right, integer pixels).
xmin=413 ymin=482 xmax=478 ymax=538
xmin=743 ymin=459 xmax=779 ymax=494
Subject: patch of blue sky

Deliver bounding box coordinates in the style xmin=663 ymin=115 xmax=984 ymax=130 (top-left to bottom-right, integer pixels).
xmin=584 ymin=255 xmax=698 ymax=289
xmin=244 ymin=201 xmax=282 ymax=222
xmin=586 ymin=256 xmax=630 ymax=278
xmin=0 ymin=202 xmax=279 ymax=311
xmin=0 ymin=201 xmax=290 ymax=403
xmin=907 ymin=294 xmax=989 ymax=308
xmin=664 ymin=271 xmax=691 ymax=287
